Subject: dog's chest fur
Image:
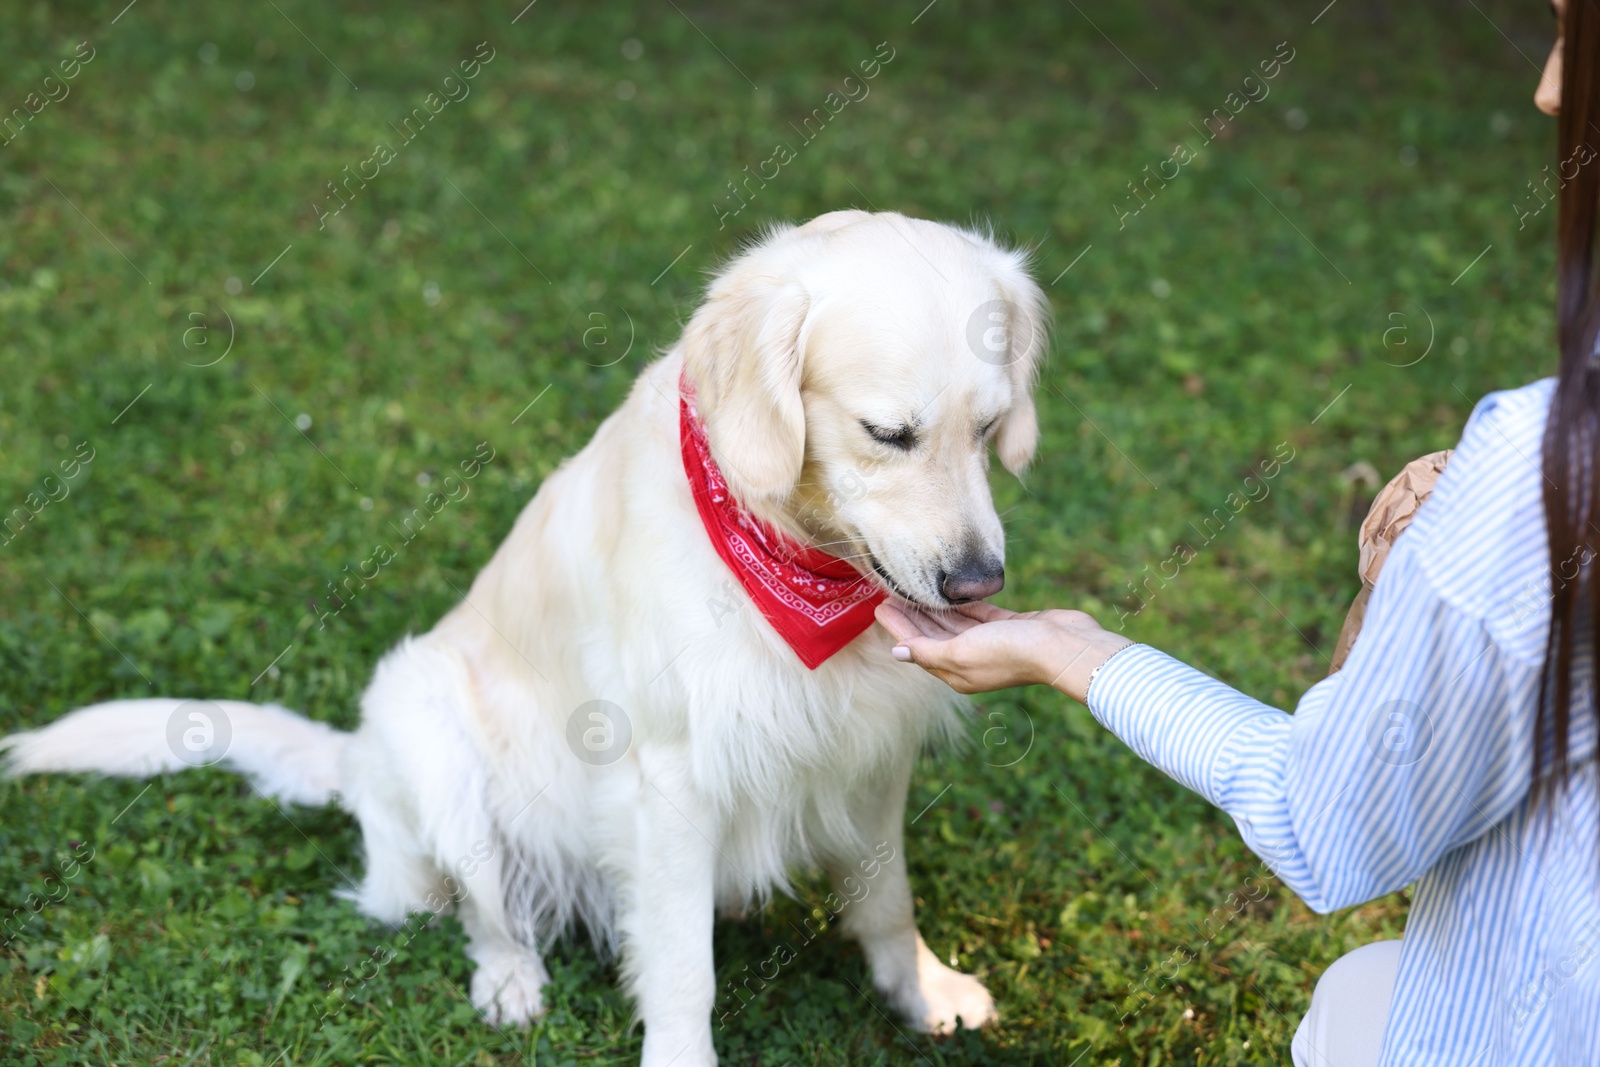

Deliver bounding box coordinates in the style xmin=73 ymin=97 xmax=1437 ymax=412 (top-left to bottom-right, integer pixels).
xmin=430 ymin=355 xmax=966 ymax=916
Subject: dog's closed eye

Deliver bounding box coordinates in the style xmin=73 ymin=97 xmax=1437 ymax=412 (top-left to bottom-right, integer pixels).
xmin=861 ymin=420 xmax=918 ymax=450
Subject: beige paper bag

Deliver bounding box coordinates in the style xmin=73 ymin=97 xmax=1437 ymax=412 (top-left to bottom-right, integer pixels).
xmin=1328 ymin=450 xmax=1453 ymax=673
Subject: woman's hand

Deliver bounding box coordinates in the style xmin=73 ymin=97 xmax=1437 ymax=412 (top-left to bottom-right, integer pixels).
xmin=874 ymin=601 xmax=1134 ymax=702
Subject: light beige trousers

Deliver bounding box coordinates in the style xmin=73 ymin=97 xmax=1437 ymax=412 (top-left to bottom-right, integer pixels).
xmin=1291 ymin=939 xmax=1403 ymax=1067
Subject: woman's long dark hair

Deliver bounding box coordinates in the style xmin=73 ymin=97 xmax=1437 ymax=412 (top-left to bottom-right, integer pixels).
xmin=1538 ymin=0 xmax=1600 ymax=798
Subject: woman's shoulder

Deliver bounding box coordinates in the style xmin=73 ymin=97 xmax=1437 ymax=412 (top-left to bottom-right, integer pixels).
xmin=1460 ymin=377 xmax=1556 ymax=441
xmin=1405 ymin=377 xmax=1555 ymax=662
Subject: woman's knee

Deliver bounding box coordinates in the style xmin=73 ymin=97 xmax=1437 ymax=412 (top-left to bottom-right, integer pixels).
xmin=1291 ymin=939 xmax=1403 ymax=1067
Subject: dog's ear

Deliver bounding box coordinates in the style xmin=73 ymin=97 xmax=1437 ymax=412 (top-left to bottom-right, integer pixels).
xmin=681 ymin=265 xmax=811 ymax=504
xmin=990 ymin=257 xmax=1050 ymax=475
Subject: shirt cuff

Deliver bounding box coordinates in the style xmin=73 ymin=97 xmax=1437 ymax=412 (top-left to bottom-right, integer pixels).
xmin=1085 ymin=644 xmax=1287 ymax=804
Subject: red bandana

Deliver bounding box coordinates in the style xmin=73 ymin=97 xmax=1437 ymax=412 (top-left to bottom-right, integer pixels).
xmin=679 ymin=373 xmax=885 ymax=669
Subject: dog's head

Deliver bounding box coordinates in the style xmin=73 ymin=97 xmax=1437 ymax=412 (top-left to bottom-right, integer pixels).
xmin=682 ymin=210 xmax=1048 ymax=609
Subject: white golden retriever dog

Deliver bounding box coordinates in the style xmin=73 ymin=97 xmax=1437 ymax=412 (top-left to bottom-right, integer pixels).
xmin=4 ymin=210 xmax=1046 ymax=1065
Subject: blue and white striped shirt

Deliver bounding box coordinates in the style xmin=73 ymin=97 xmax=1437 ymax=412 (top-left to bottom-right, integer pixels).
xmin=1089 ymin=378 xmax=1600 ymax=1065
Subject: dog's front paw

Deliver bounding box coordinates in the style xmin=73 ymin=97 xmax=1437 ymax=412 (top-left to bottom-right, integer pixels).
xmin=905 ymin=940 xmax=997 ymax=1034
xmin=915 ymin=963 xmax=997 ymax=1034
xmin=470 ymin=950 xmax=549 ymax=1026
xmin=641 ymin=1032 xmax=717 ymax=1067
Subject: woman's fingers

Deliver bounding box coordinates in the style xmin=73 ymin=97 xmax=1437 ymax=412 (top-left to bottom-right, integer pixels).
xmin=924 ymin=607 xmax=983 ymax=634
xmin=875 ymin=602 xmax=928 ymax=642
xmin=879 ymin=600 xmax=1062 ymax=694
xmin=876 ymin=605 xmax=965 ymax=670
xmin=954 ymin=601 xmax=1018 ymax=623
xmin=877 ymin=601 xmax=980 ymax=639
xmin=908 ymin=606 xmax=961 ymax=637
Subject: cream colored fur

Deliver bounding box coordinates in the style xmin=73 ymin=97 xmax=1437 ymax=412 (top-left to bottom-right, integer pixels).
xmin=4 ymin=211 xmax=1048 ymax=1065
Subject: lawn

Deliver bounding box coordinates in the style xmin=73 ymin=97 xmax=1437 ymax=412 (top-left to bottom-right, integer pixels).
xmin=0 ymin=0 xmax=1564 ymax=1063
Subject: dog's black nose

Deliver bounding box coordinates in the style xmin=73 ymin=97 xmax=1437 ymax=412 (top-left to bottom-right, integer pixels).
xmin=940 ymin=557 xmax=1005 ymax=603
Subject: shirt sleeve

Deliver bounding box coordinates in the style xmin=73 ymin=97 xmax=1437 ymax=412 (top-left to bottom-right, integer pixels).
xmin=1087 ymin=498 xmax=1539 ymax=914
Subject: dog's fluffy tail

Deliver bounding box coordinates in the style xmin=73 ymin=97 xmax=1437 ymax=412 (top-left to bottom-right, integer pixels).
xmin=1 ymin=699 xmax=349 ymax=806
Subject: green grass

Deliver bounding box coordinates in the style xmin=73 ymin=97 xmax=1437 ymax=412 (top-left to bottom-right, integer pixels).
xmin=0 ymin=0 xmax=1563 ymax=1062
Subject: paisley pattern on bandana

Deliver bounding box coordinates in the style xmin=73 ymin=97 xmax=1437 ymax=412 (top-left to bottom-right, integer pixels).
xmin=679 ymin=371 xmax=885 ymax=669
